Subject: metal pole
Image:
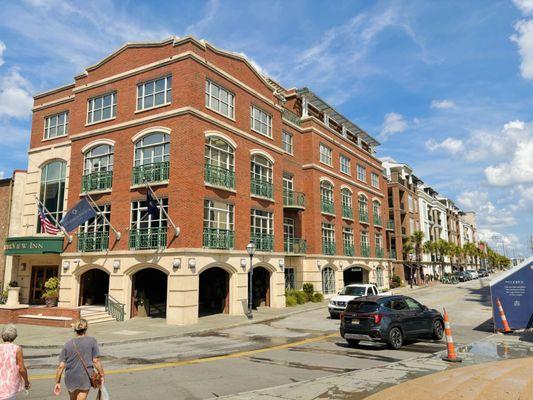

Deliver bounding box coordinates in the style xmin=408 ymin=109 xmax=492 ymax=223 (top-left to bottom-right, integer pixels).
xmin=35 ymin=196 xmax=72 ymax=243
xmin=247 ymin=255 xmax=253 ymax=319
xmin=85 ymin=193 xmax=121 ymax=240
xmin=145 ymin=182 xmax=180 ymax=237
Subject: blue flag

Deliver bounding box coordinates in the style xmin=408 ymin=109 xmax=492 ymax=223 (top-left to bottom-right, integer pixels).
xmin=60 ymin=197 xmax=97 ymax=232
xmin=147 ymin=190 xmax=160 ymax=219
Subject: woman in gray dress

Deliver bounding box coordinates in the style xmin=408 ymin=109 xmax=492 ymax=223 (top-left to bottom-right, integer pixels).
xmin=53 ymin=319 xmax=105 ymax=400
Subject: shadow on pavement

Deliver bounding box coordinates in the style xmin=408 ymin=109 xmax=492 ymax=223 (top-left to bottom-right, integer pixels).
xmin=462 ymin=279 xmax=492 ymax=307
xmin=473 ymin=317 xmax=494 ymax=333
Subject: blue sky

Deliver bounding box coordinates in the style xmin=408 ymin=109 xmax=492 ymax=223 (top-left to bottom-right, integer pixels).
xmin=0 ymin=0 xmax=531 ymax=256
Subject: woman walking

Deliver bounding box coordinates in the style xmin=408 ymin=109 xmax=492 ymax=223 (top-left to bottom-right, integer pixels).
xmin=0 ymin=324 xmax=31 ymax=400
xmin=54 ymin=319 xmax=104 ymax=400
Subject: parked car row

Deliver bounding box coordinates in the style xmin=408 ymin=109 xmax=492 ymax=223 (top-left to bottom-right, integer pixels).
xmin=455 ymin=268 xmax=490 ymax=281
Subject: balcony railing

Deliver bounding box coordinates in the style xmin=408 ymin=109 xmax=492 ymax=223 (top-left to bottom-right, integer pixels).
xmin=342 ymin=206 xmax=354 ymax=219
xmin=284 ymin=238 xmax=307 ymax=254
xmin=374 ymin=214 xmax=382 ymax=226
xmin=129 ymin=227 xmax=167 ymax=250
xmin=359 ymin=211 xmax=369 ymax=223
xmin=203 ymin=228 xmax=235 ymax=249
xmin=386 ymin=220 xmax=395 ymax=230
xmin=132 ymin=161 xmax=170 ymax=186
xmin=321 ymin=199 xmax=335 ymax=214
xmin=251 ymin=232 xmax=274 ymax=251
xmin=401 ymin=227 xmax=407 ymax=236
xmin=282 ymin=108 xmax=301 ymax=126
xmin=361 ymin=245 xmax=370 ymax=257
xmin=204 ymin=164 xmax=235 ymax=190
xmin=322 ymin=240 xmax=336 ymax=255
xmin=251 ymin=178 xmax=273 ymax=199
xmin=81 ymin=170 xmax=113 ymax=192
xmin=283 ymin=189 xmax=305 ymax=208
xmin=344 ymin=244 xmax=355 ymax=256
xmin=77 ymin=231 xmax=109 ymax=252
xmin=389 ymin=249 xmax=397 ymax=259
xmin=375 ymin=247 xmax=384 ymax=258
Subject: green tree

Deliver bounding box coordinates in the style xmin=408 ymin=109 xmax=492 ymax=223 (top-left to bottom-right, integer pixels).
xmin=410 ymin=231 xmax=425 ymax=282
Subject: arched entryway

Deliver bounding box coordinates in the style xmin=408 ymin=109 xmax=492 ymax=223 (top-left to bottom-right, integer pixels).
xmin=198 ymin=267 xmax=230 ymax=317
xmin=251 ymin=266 xmax=270 ymax=308
xmin=131 ymin=268 xmax=167 ymax=318
xmin=79 ymin=269 xmax=109 ymax=306
xmin=343 ymin=266 xmax=369 ymax=286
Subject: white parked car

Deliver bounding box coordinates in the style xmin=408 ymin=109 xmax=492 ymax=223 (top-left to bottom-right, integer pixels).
xmin=328 ymin=284 xmax=393 ymax=318
xmin=466 ymin=270 xmax=479 ymax=279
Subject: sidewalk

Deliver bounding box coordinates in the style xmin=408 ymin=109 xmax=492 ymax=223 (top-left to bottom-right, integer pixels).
xmin=4 ymin=300 xmax=328 ymax=348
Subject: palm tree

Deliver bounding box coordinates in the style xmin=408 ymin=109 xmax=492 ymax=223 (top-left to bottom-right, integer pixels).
xmin=411 ymin=231 xmax=425 ymax=282
xmin=463 ymin=243 xmax=477 ymax=269
xmin=435 ymin=239 xmax=451 ymax=276
xmin=402 ymin=240 xmax=415 ymax=287
xmin=423 ymin=241 xmax=437 ymax=275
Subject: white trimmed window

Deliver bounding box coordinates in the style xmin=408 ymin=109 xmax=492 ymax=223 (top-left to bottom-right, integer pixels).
xmin=322 ymin=223 xmax=335 ymax=243
xmin=130 ymin=198 xmax=168 ymax=230
xmin=204 ymin=200 xmax=234 ymax=231
xmin=343 ymin=227 xmax=354 ymax=248
xmin=137 ymin=76 xmax=172 ymax=111
xmin=322 ymin=267 xmax=336 ymax=295
xmin=282 ymin=131 xmax=293 ymax=154
xmin=375 ymin=233 xmax=383 ymax=249
xmin=44 ymin=111 xmax=69 ymax=139
xmin=408 ymin=195 xmax=414 ymax=212
xmin=319 ymin=144 xmax=332 ymax=166
xmin=250 ymin=209 xmax=273 ymax=236
xmin=360 ymin=231 xmax=369 ymax=248
xmin=134 ymin=132 xmax=170 ymax=166
xmin=205 ymin=80 xmax=235 ymax=118
xmin=250 ymin=105 xmax=272 ymax=137
xmin=340 ymin=155 xmax=351 ymax=175
xmin=371 ymin=172 xmax=379 ymax=188
xmin=80 ymin=204 xmax=111 ymax=236
xmin=87 ymin=92 xmax=117 ymax=124
xmin=83 ymin=144 xmax=114 ymax=175
xmin=357 ymin=164 xmax=366 ymax=182
xmin=204 ymin=137 xmax=234 ymax=171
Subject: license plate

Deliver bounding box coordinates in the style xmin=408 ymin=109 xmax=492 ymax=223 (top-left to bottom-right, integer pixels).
xmin=351 ymin=319 xmax=360 ymax=325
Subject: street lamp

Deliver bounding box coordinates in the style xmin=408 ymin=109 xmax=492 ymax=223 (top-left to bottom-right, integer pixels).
xmin=246 ymin=241 xmax=256 ymax=319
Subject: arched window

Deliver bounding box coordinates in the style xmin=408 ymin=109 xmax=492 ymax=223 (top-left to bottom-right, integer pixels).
xmin=322 ymin=267 xmax=336 ymax=295
xmin=39 ymin=160 xmax=66 ymax=232
xmin=376 ymin=266 xmax=384 ymax=288
xmin=320 ymin=181 xmax=334 ymax=214
xmin=341 ymin=188 xmax=353 ymax=219
xmin=205 ymin=136 xmax=235 ymax=189
xmin=82 ymin=144 xmax=114 ymax=192
xmin=133 ymin=132 xmax=170 ymax=184
xmin=373 ymin=200 xmax=382 ymax=225
xmin=250 ymin=154 xmax=273 ymax=198
xmin=358 ymin=195 xmax=368 ymax=222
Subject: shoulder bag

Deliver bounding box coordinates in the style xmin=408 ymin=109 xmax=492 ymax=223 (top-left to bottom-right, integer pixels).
xmin=73 ymin=340 xmax=103 ymax=389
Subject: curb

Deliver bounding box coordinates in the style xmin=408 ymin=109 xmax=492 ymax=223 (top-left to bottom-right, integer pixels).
xmin=21 ymin=301 xmax=329 ymax=350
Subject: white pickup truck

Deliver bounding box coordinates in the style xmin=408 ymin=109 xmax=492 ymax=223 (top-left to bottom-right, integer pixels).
xmin=328 ymin=284 xmax=393 ymax=318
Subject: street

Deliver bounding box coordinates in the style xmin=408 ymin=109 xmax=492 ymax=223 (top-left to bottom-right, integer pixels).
xmin=21 ymin=277 xmax=495 ymax=399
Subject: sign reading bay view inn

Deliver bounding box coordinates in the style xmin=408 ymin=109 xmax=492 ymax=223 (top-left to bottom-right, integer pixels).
xmin=4 ymin=237 xmax=64 ymax=255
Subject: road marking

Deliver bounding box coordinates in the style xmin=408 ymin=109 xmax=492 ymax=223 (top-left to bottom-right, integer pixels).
xmin=30 ymin=332 xmax=338 ymax=380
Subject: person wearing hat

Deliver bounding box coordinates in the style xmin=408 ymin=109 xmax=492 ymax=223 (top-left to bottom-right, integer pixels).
xmin=53 ymin=319 xmax=105 ymax=400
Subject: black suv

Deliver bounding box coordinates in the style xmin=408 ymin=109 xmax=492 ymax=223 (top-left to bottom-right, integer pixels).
xmin=340 ymin=295 xmax=444 ymax=349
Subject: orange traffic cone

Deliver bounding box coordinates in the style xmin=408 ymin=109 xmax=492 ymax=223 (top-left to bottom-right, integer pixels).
xmin=442 ymin=308 xmax=462 ymax=363
xmin=496 ymin=297 xmax=513 ymax=334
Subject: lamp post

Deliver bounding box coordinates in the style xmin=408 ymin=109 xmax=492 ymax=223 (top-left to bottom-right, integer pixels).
xmin=246 ymin=242 xmax=256 ymax=319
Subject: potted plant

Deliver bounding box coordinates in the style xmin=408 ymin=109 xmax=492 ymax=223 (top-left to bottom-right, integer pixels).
xmin=42 ymin=277 xmax=60 ymax=307
xmin=6 ymin=281 xmax=21 ymax=307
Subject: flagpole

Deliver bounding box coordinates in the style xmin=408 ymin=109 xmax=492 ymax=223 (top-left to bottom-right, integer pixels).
xmin=145 ymin=182 xmax=180 ymax=237
xmin=34 ymin=196 xmax=73 ymax=243
xmin=85 ymin=193 xmax=122 ymax=241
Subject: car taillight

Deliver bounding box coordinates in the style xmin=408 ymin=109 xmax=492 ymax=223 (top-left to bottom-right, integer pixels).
xmin=373 ymin=314 xmax=383 ymax=324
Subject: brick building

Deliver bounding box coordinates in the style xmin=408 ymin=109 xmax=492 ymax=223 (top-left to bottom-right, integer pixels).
xmin=0 ymin=175 xmax=16 ymax=287
xmin=3 ymin=37 xmax=392 ymax=325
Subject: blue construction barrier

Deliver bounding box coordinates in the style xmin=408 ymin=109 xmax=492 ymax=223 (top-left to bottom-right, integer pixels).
xmin=489 ymin=257 xmax=532 ymax=331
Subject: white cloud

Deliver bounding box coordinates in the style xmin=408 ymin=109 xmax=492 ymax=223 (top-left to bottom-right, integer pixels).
xmin=457 ymin=190 xmax=516 ymax=228
xmin=513 ymin=0 xmax=533 ymax=16
xmin=0 ymin=68 xmax=33 ymax=119
xmin=0 ymin=41 xmax=5 ymax=66
xmin=478 ymin=228 xmax=521 ymax=252
xmin=430 ymin=99 xmax=456 ymax=109
xmin=457 ymin=190 xmax=489 ymax=210
xmin=379 ymin=112 xmax=407 ymax=141
xmin=485 ymin=139 xmax=533 ymax=186
xmin=426 ymin=137 xmax=463 ymax=154
xmin=511 ymin=19 xmax=533 ymax=79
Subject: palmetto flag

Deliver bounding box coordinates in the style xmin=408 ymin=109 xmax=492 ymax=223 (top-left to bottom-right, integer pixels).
xmin=147 ymin=190 xmax=160 ymax=219
xmin=38 ymin=204 xmax=60 ymax=235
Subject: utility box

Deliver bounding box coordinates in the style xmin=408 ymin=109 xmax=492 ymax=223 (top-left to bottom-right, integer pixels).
xmin=490 ymin=257 xmax=533 ymax=331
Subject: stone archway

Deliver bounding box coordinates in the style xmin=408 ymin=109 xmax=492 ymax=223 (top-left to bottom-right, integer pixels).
xmin=79 ymin=269 xmax=109 ymax=306
xmin=251 ymin=266 xmax=271 ymax=308
xmin=198 ymin=267 xmax=230 ymax=317
xmin=343 ymin=265 xmax=369 ymax=286
xmin=131 ymin=268 xmax=167 ymax=318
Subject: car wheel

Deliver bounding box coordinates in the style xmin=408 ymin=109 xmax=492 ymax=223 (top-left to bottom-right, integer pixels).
xmin=386 ymin=327 xmax=403 ymax=350
xmin=346 ymin=339 xmax=360 ymax=347
xmin=432 ymin=319 xmax=444 ymax=340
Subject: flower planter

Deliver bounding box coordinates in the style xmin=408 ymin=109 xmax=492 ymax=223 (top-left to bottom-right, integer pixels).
xmin=44 ymin=297 xmax=58 ymax=307
xmin=6 ymin=287 xmax=21 ymax=307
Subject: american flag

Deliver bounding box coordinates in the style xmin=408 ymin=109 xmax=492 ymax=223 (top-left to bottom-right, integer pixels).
xmin=38 ymin=204 xmax=60 ymax=235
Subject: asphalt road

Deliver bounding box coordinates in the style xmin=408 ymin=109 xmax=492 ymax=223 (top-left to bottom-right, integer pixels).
xmin=19 ymin=277 xmax=495 ymax=400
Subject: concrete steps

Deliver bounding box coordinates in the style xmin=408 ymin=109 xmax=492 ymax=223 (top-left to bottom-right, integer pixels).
xmin=79 ymin=306 xmax=116 ymax=324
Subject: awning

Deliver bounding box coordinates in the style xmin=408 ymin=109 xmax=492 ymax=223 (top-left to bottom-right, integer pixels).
xmin=4 ymin=236 xmax=64 ymax=255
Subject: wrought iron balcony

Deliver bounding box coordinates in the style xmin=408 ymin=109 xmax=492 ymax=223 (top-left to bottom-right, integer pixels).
xmin=81 ymin=170 xmax=113 ymax=192
xmin=321 ymin=199 xmax=335 ymax=214
xmin=203 ymin=228 xmax=234 ymax=249
xmin=77 ymin=231 xmax=109 ymax=252
xmin=282 ymin=108 xmax=301 ymax=126
xmin=204 ymin=164 xmax=235 ymax=190
xmin=342 ymin=206 xmax=354 ymax=219
xmin=283 ymin=189 xmax=305 ymax=208
xmin=361 ymin=245 xmax=370 ymax=257
xmin=374 ymin=214 xmax=382 ymax=226
xmin=132 ymin=161 xmax=170 ymax=186
xmin=284 ymin=238 xmax=307 ymax=254
xmin=375 ymin=247 xmax=384 ymax=258
xmin=386 ymin=220 xmax=395 ymax=230
xmin=251 ymin=178 xmax=273 ymax=199
xmin=344 ymin=244 xmax=355 ymax=257
xmin=359 ymin=211 xmax=369 ymax=223
xmin=129 ymin=227 xmax=167 ymax=250
xmin=251 ymin=232 xmax=274 ymax=251
xmin=390 ymin=249 xmax=397 ymax=259
xmin=322 ymin=240 xmax=336 ymax=255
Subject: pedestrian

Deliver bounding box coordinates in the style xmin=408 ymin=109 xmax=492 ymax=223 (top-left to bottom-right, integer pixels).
xmin=0 ymin=324 xmax=31 ymax=400
xmin=54 ymin=319 xmax=104 ymax=400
